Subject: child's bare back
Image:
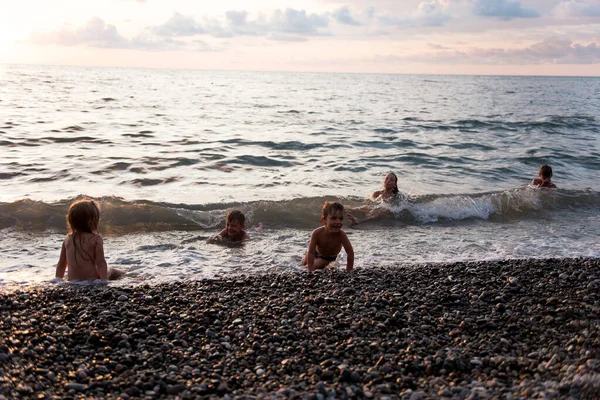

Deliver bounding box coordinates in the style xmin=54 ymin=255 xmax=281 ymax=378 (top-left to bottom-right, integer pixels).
xmin=58 ymin=233 xmax=107 ymax=281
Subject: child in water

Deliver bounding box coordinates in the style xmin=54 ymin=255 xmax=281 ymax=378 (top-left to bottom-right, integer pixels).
xmin=303 ymin=201 xmax=354 ymax=272
xmin=346 ymin=172 xmax=400 ymax=225
xmin=532 ymin=164 xmax=557 ymax=188
xmin=55 ymin=199 xmax=124 ymax=281
xmin=372 ymin=172 xmax=399 ymax=199
xmin=208 ymin=209 xmax=250 ymax=243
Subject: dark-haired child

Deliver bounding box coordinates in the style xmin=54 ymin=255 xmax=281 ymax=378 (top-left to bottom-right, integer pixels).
xmin=532 ymin=164 xmax=557 ymax=188
xmin=303 ymin=201 xmax=354 ymax=272
xmin=208 ymin=209 xmax=250 ymax=243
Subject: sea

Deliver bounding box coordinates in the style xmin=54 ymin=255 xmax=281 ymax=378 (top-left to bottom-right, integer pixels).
xmin=1 ymin=64 xmax=599 ymax=287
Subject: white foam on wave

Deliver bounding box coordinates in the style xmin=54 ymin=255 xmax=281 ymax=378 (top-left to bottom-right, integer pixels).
xmin=408 ymin=195 xmax=497 ymax=223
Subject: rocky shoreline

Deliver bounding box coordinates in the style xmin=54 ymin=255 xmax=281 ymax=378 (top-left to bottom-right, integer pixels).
xmin=1 ymin=258 xmax=599 ymax=399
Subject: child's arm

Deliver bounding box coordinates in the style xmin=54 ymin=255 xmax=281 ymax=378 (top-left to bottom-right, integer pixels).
xmin=371 ymin=190 xmax=383 ymax=199
xmin=95 ymin=236 xmax=108 ymax=280
xmin=207 ymin=228 xmax=228 ymax=243
xmin=341 ymin=231 xmax=354 ymax=271
xmin=55 ymin=240 xmax=67 ymax=279
xmin=346 ymin=212 xmax=359 ymax=226
xmin=306 ymin=230 xmax=318 ymax=272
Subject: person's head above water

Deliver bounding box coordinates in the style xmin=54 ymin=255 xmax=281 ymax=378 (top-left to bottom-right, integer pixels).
xmin=382 ymin=172 xmax=399 ymax=194
xmin=532 ymin=164 xmax=557 ymax=188
xmin=539 ymin=164 xmax=553 ymax=179
xmin=225 ymin=209 xmax=246 ymax=237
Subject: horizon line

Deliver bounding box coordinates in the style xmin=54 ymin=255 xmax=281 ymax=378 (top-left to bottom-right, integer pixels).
xmin=3 ymin=62 xmax=600 ymax=79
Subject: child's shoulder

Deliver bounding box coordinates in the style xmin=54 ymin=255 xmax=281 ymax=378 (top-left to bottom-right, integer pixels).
xmin=66 ymin=232 xmax=102 ymax=243
xmin=311 ymin=226 xmax=326 ymax=235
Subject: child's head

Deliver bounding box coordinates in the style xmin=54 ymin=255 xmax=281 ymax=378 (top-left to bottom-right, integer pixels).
xmin=225 ymin=209 xmax=246 ymax=236
xmin=383 ymin=173 xmax=399 ymax=194
xmin=539 ymin=165 xmax=553 ymax=179
xmin=67 ymin=199 xmax=100 ymax=234
xmin=321 ymin=201 xmax=344 ymax=231
xmin=322 ymin=201 xmax=344 ymax=219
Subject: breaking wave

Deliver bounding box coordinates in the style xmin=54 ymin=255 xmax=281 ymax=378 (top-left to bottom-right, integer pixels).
xmin=1 ymin=188 xmax=598 ymax=233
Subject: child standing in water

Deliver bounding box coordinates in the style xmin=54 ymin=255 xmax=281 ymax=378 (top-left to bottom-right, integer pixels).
xmin=532 ymin=164 xmax=557 ymax=188
xmin=304 ymin=201 xmax=354 ymax=272
xmin=55 ymin=199 xmax=124 ymax=281
xmin=208 ymin=209 xmax=251 ymax=243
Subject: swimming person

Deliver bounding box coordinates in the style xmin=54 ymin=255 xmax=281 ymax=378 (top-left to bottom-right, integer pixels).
xmin=55 ymin=199 xmax=124 ymax=281
xmin=372 ymin=172 xmax=399 ymax=199
xmin=208 ymin=209 xmax=251 ymax=243
xmin=532 ymin=164 xmax=557 ymax=188
xmin=346 ymin=172 xmax=401 ymax=225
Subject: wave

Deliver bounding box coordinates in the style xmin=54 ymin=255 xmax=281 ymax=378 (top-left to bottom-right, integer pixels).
xmin=402 ymin=115 xmax=598 ymax=133
xmin=1 ymin=188 xmax=599 ymax=233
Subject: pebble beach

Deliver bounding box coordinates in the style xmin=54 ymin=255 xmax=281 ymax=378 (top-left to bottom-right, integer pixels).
xmin=1 ymin=258 xmax=599 ymax=399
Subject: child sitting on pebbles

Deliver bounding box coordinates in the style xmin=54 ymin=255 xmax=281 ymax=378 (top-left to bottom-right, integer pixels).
xmin=303 ymin=201 xmax=354 ymax=272
xmin=55 ymin=199 xmax=124 ymax=281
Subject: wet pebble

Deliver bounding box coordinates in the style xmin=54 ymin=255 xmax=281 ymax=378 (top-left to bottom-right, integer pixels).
xmin=0 ymin=257 xmax=598 ymax=399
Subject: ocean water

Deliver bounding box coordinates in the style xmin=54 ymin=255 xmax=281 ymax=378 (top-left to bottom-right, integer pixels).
xmin=1 ymin=64 xmax=599 ymax=286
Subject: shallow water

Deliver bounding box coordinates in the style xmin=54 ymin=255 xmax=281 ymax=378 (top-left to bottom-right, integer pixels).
xmin=1 ymin=65 xmax=599 ymax=286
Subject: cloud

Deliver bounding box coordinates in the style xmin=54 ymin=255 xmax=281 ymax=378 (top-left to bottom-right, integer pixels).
xmin=270 ymin=9 xmax=329 ymax=35
xmin=332 ymin=7 xmax=362 ymax=26
xmin=28 ymin=17 xmax=129 ymax=48
xmin=152 ymin=12 xmax=206 ymax=36
xmin=378 ymin=1 xmax=452 ymax=28
xmin=226 ymin=10 xmax=249 ymax=27
xmin=129 ymin=33 xmax=190 ymax=51
xmin=428 ymin=43 xmax=450 ymax=49
xmin=267 ymin=33 xmax=309 ymax=42
xmin=553 ymin=1 xmax=600 ymax=18
xmin=150 ymin=8 xmax=330 ymax=40
xmin=28 ymin=17 xmax=211 ymax=52
xmin=385 ymin=37 xmax=600 ymax=64
xmin=473 ymin=0 xmax=540 ymax=20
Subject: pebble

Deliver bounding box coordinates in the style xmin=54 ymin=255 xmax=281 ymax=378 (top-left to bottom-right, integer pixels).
xmin=65 ymin=383 xmax=87 ymax=392
xmin=0 ymin=257 xmax=597 ymax=399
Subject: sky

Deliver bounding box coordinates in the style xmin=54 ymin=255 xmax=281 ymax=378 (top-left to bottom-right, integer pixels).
xmin=1 ymin=0 xmax=600 ymax=75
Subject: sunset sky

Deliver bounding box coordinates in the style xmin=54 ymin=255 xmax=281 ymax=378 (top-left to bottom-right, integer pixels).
xmin=1 ymin=0 xmax=600 ymax=75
